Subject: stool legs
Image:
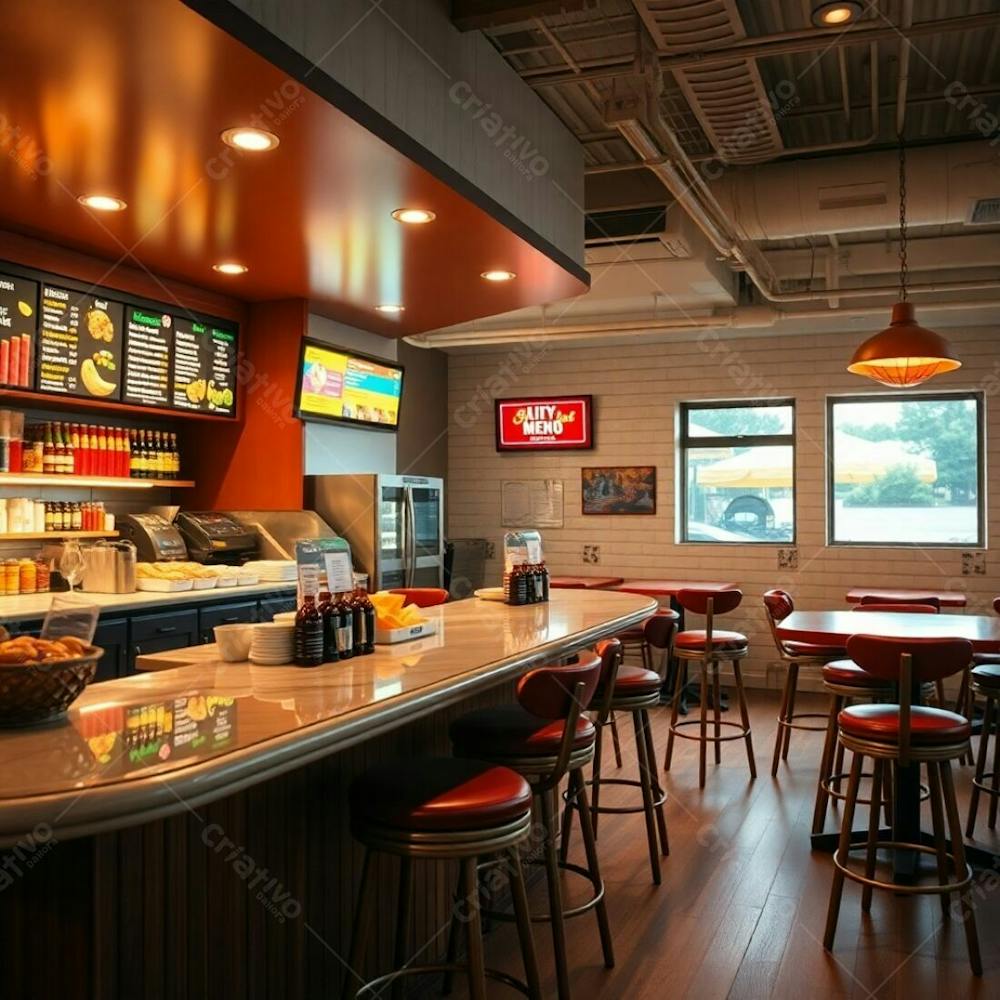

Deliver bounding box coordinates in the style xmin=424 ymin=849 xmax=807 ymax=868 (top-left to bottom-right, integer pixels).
xmin=346 ymin=849 xmax=378 ymax=1000
xmin=772 ymin=665 xmax=795 ymax=776
xmin=812 ymin=694 xmax=845 ymax=834
xmin=633 ymin=710 xmax=662 ymax=885
xmin=699 ymin=659 xmax=709 ymax=787
xmin=664 ymin=655 xmax=687 ymax=770
xmin=609 ymin=712 xmax=623 ymax=768
xmin=712 ymin=663 xmax=722 ymax=765
xmin=967 ymin=693 xmax=997 ymax=836
xmin=569 ymin=769 xmax=615 ymax=969
xmin=642 ymin=709 xmax=670 ymax=855
xmin=391 ymin=857 xmax=413 ymax=1000
xmin=732 ymin=660 xmax=757 ymax=780
xmin=507 ymin=846 xmax=543 ymax=998
xmin=823 ymin=751 xmax=864 ymax=950
xmin=940 ymin=761 xmax=983 ymax=976
xmin=461 ymin=856 xmax=488 ymax=1000
xmin=540 ymin=789 xmax=572 ymax=1000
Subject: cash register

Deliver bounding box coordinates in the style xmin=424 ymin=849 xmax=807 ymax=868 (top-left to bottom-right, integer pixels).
xmin=117 ymin=513 xmax=188 ymax=563
xmin=174 ymin=511 xmax=259 ymax=565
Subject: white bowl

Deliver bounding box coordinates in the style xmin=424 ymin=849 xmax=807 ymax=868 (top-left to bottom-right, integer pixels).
xmin=214 ymin=623 xmax=254 ymax=662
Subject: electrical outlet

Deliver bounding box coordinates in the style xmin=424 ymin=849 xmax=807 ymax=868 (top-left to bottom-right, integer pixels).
xmin=583 ymin=544 xmax=600 ymax=565
xmin=962 ymin=552 xmax=975 ymax=576
xmin=777 ymin=548 xmax=799 ymax=570
xmin=485 ymin=542 xmax=496 ymax=560
xmin=974 ymin=551 xmax=987 ymax=575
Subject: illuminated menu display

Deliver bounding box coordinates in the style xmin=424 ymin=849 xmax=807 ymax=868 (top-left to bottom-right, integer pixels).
xmin=172 ymin=318 xmax=237 ymax=415
xmin=0 ymin=259 xmax=241 ymax=417
xmin=122 ymin=307 xmax=173 ymax=407
xmin=37 ymin=284 xmax=124 ymax=400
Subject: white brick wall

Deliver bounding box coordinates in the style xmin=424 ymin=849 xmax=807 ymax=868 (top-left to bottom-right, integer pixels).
xmin=446 ymin=325 xmax=1000 ymax=689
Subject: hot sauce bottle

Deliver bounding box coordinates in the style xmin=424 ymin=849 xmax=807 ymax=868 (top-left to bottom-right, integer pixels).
xmin=352 ymin=587 xmax=375 ymax=655
xmin=318 ymin=590 xmax=339 ymax=663
xmin=333 ymin=592 xmax=354 ymax=659
xmin=294 ymin=586 xmax=324 ymax=667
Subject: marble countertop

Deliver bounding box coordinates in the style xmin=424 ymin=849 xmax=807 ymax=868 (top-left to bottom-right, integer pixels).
xmin=0 ymin=581 xmax=297 ymax=622
xmin=0 ymin=589 xmax=656 ymax=845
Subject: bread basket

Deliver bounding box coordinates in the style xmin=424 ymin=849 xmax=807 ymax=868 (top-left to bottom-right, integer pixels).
xmin=0 ymin=646 xmax=103 ymax=726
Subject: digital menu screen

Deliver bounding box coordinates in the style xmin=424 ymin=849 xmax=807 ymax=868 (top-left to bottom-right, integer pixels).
xmin=295 ymin=339 xmax=403 ymax=430
xmin=122 ymin=307 xmax=173 ymax=407
xmin=0 ymin=271 xmax=38 ymax=388
xmin=172 ymin=318 xmax=237 ymax=415
xmin=37 ymin=284 xmax=124 ymax=400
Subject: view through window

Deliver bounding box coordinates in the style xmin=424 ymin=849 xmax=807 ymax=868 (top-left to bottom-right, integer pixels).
xmin=680 ymin=401 xmax=795 ymax=543
xmin=828 ymin=393 xmax=983 ymax=546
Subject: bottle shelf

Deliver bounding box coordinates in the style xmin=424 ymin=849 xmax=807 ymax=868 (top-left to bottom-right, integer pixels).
xmin=0 ymin=531 xmax=119 ymax=541
xmin=0 ymin=473 xmax=194 ymax=490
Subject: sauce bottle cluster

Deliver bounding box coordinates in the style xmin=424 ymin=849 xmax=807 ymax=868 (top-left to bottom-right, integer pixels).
xmin=504 ymin=562 xmax=549 ymax=606
xmin=294 ymin=587 xmax=376 ymax=667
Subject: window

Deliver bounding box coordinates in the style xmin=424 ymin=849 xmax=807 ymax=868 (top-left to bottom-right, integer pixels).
xmin=828 ymin=392 xmax=983 ymax=547
xmin=679 ymin=400 xmax=795 ymax=543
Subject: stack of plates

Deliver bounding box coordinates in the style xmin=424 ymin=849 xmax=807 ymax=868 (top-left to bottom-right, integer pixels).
xmin=249 ymin=622 xmax=295 ymax=665
xmin=243 ymin=560 xmax=298 ymax=583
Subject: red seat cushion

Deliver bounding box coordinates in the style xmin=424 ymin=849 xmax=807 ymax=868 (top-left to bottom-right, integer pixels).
xmin=972 ymin=662 xmax=1000 ymax=689
xmin=617 ymin=608 xmax=676 ymax=641
xmin=604 ymin=665 xmax=661 ymax=696
xmin=973 ymin=652 xmax=1000 ymax=668
xmin=838 ymin=704 xmax=971 ymax=745
xmin=675 ymin=629 xmax=747 ymax=651
xmin=784 ymin=641 xmax=846 ymax=659
xmin=823 ymin=659 xmax=885 ymax=687
xmin=350 ymin=758 xmax=532 ymax=832
xmin=450 ymin=704 xmax=596 ymax=757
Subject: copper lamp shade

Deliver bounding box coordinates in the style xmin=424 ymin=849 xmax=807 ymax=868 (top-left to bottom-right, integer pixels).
xmin=847 ymin=302 xmax=961 ymax=388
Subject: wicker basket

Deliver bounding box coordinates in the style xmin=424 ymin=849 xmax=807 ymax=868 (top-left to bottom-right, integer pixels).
xmin=0 ymin=646 xmax=103 ymax=727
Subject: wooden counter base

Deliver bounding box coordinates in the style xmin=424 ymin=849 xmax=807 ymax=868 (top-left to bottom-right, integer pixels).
xmin=0 ymin=591 xmax=654 ymax=1000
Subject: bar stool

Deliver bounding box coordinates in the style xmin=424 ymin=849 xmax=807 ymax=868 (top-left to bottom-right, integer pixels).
xmin=966 ymin=660 xmax=1000 ymax=835
xmin=345 ymin=757 xmax=541 ymax=999
xmin=763 ymin=590 xmax=845 ymax=777
xmin=450 ymin=652 xmax=611 ymax=1000
xmin=824 ymin=634 xmax=981 ymax=976
xmin=664 ymin=588 xmax=755 ymax=788
xmin=561 ymin=624 xmax=676 ymax=884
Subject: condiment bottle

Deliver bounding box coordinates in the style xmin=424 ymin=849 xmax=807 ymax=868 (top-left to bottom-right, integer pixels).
xmin=318 ymin=590 xmax=339 ymax=663
xmin=352 ymin=587 xmax=376 ymax=655
xmin=333 ymin=592 xmax=354 ymax=659
xmin=293 ymin=592 xmax=324 ymax=667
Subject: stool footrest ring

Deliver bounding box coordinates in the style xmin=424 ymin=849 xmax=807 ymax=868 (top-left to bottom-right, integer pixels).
xmin=821 ymin=771 xmax=928 ymax=806
xmin=480 ymin=857 xmax=605 ymax=924
xmin=670 ymin=717 xmax=750 ymax=744
xmin=354 ymin=962 xmax=532 ymax=998
xmin=776 ymin=711 xmax=828 ymax=734
xmin=561 ymin=776 xmax=666 ymax=815
xmin=833 ymin=839 xmax=974 ymax=895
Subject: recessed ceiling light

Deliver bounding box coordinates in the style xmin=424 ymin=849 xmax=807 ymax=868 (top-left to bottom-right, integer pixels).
xmin=221 ymin=127 xmax=280 ymax=152
xmin=811 ymin=2 xmax=862 ymax=27
xmin=375 ymin=304 xmax=405 ymax=314
xmin=391 ymin=208 xmax=436 ymax=224
xmin=78 ymin=194 xmax=127 ymax=212
xmin=212 ymin=262 xmax=248 ymax=275
xmin=481 ymin=270 xmax=516 ymax=282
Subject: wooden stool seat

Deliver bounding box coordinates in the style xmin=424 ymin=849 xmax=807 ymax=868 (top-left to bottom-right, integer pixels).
xmin=839 ymin=704 xmax=971 ymax=745
xmin=674 ymin=628 xmax=747 ymax=650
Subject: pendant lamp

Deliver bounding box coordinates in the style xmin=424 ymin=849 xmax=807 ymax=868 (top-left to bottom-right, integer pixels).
xmin=847 ymin=139 xmax=961 ymax=387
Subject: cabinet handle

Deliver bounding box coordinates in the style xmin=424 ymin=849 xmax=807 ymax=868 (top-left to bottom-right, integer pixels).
xmin=155 ymin=625 xmax=177 ymax=634
xmin=220 ymin=616 xmax=241 ymax=624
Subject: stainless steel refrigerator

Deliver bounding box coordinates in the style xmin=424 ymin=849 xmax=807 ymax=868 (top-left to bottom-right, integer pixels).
xmin=304 ymin=474 xmax=444 ymax=590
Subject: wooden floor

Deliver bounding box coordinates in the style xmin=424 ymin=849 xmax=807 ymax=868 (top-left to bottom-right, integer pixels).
xmin=441 ymin=689 xmax=1000 ymax=1000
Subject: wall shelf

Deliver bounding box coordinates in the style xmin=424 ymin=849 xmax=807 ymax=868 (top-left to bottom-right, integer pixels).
xmin=0 ymin=473 xmax=194 ymax=490
xmin=0 ymin=531 xmax=119 ymax=541
xmin=0 ymin=387 xmax=239 ymax=423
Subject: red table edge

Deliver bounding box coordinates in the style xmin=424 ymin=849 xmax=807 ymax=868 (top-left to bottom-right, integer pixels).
xmin=609 ymin=580 xmax=740 ymax=597
xmin=549 ymin=576 xmax=624 ymax=590
xmin=845 ymin=588 xmax=968 ymax=608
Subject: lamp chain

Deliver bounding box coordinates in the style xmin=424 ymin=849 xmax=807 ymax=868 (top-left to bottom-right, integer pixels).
xmin=898 ymin=137 xmax=908 ymax=301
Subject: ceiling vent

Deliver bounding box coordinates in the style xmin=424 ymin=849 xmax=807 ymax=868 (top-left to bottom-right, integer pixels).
xmin=585 ymin=206 xmax=693 ymax=259
xmin=968 ymin=198 xmax=1000 ymax=225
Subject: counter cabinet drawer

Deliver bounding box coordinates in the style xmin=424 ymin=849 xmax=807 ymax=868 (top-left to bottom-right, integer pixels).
xmin=128 ymin=609 xmax=200 ymax=672
xmin=258 ymin=596 xmax=297 ymax=621
xmin=199 ymin=601 xmax=258 ymax=642
xmin=92 ymin=618 xmax=128 ymax=682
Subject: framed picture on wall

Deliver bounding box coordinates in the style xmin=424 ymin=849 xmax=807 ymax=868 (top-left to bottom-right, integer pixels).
xmin=581 ymin=466 xmax=656 ymax=515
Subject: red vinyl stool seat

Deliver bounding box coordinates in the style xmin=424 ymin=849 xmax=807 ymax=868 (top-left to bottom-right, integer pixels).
xmin=450 ymin=651 xmax=612 ymax=1000
xmin=763 ymin=590 xmax=846 ymax=779
xmin=972 ymin=652 xmax=1000 ymax=669
xmin=824 ymin=635 xmax=981 ymax=976
xmin=450 ymin=706 xmax=596 ymax=757
xmin=350 ymin=757 xmax=532 ymax=833
xmin=562 ymin=633 xmax=674 ymax=886
xmin=665 ymin=589 xmax=756 ymax=788
xmin=822 ymin=659 xmax=885 ymax=687
xmin=346 ymin=757 xmax=541 ymax=999
xmin=674 ymin=628 xmax=747 ymax=651
xmin=838 ymin=704 xmax=971 ymax=745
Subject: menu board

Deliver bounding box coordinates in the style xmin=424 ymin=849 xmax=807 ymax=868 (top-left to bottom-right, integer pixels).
xmin=0 ymin=259 xmax=240 ymax=417
xmin=0 ymin=271 xmax=39 ymax=388
xmin=37 ymin=284 xmax=124 ymax=400
xmin=296 ymin=339 xmax=404 ymax=429
xmin=122 ymin=307 xmax=173 ymax=407
xmin=172 ymin=318 xmax=237 ymax=415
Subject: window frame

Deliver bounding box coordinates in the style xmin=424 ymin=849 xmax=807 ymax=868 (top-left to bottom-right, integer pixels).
xmin=678 ymin=398 xmax=797 ymax=545
xmin=826 ymin=390 xmax=985 ymax=549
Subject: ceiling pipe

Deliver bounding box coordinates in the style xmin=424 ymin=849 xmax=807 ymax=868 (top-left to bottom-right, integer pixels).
xmin=896 ymin=0 xmax=914 ymax=135
xmin=405 ymin=298 xmax=1000 ymax=349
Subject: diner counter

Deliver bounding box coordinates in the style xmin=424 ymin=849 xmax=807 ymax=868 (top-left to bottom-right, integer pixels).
xmin=0 ymin=589 xmax=655 ymax=847
xmin=0 ymin=581 xmax=297 ymax=622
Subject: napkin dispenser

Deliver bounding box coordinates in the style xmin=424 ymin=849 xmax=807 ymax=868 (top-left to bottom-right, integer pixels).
xmin=81 ymin=541 xmax=137 ymax=594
